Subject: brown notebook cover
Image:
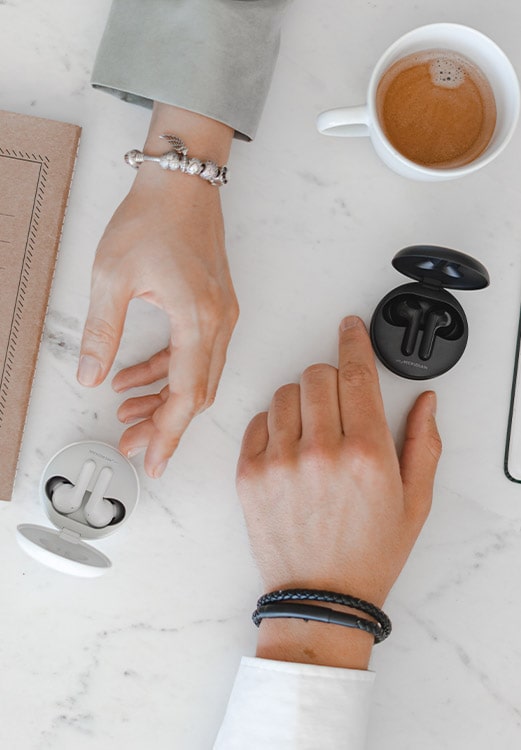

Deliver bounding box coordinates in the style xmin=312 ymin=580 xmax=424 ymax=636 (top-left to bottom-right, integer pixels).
xmin=0 ymin=110 xmax=81 ymax=501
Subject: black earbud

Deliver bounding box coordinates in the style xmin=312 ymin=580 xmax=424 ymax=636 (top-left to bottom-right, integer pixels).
xmin=419 ymin=309 xmax=453 ymax=361
xmin=392 ymin=299 xmax=430 ymax=356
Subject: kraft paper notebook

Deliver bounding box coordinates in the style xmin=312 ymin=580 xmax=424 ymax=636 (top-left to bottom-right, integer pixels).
xmin=0 ymin=110 xmax=81 ymax=501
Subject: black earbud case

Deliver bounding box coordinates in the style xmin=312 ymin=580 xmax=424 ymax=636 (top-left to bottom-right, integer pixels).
xmin=370 ymin=246 xmax=489 ymax=380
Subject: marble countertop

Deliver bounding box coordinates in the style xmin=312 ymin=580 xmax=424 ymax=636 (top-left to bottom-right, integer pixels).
xmin=2 ymin=1 xmax=521 ymax=747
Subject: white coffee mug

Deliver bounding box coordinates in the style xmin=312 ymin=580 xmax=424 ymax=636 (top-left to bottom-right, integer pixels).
xmin=316 ymin=24 xmax=520 ymax=181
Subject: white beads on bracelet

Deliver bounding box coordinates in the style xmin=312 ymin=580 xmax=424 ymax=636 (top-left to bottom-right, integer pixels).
xmin=124 ymin=134 xmax=228 ymax=186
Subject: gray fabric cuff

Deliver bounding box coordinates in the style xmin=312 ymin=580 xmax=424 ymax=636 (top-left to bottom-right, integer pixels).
xmin=91 ymin=0 xmax=290 ymax=141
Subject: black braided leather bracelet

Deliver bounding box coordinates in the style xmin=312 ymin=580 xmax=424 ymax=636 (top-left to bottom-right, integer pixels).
xmin=252 ymin=588 xmax=392 ymax=644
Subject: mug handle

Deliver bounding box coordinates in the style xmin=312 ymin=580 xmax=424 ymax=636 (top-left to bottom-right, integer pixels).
xmin=316 ymin=106 xmax=369 ymax=137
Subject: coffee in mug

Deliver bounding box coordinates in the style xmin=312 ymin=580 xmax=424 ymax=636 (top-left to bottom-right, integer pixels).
xmin=316 ymin=24 xmax=520 ymax=182
xmin=376 ymin=50 xmax=496 ymax=169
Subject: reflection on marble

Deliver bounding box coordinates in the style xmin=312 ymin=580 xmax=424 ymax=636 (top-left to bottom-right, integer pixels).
xmin=1 ymin=1 xmax=521 ymax=748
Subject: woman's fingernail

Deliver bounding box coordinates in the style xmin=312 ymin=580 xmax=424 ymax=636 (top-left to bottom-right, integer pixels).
xmin=153 ymin=461 xmax=168 ymax=479
xmin=123 ymin=416 xmax=140 ymax=425
xmin=77 ymin=355 xmax=102 ymax=386
xmin=340 ymin=316 xmax=360 ymax=331
xmin=112 ymin=376 xmax=127 ymax=393
xmin=428 ymin=391 xmax=437 ymax=416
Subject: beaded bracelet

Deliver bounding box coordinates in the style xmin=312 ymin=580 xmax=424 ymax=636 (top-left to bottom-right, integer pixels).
xmin=124 ymin=134 xmax=228 ymax=186
xmin=252 ymin=588 xmax=392 ymax=644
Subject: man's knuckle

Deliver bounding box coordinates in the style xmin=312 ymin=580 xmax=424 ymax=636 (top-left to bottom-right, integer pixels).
xmin=272 ymin=383 xmax=298 ymax=408
xmin=347 ymin=436 xmax=380 ymax=473
xmin=302 ymin=363 xmax=334 ymax=383
xmin=236 ymin=457 xmax=263 ymax=486
xmin=300 ymin=441 xmax=337 ymax=472
xmin=339 ymin=361 xmax=373 ymax=387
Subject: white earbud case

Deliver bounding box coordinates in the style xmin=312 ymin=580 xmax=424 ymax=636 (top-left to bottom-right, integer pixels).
xmin=17 ymin=441 xmax=139 ymax=577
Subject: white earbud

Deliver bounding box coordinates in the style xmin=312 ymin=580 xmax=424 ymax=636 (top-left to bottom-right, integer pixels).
xmin=51 ymin=460 xmax=96 ymax=514
xmin=84 ymin=466 xmax=121 ymax=528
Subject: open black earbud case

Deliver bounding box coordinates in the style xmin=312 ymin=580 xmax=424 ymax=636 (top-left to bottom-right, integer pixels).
xmin=370 ymin=246 xmax=489 ymax=379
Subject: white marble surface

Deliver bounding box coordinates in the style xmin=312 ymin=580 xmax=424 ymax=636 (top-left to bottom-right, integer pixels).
xmin=1 ymin=0 xmax=521 ymax=747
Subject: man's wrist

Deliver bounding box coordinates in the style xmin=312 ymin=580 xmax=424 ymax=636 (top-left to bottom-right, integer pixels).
xmin=256 ymin=616 xmax=374 ymax=671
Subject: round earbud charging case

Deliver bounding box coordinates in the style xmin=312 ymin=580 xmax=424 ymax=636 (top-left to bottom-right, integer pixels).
xmin=370 ymin=246 xmax=489 ymax=379
xmin=17 ymin=441 xmax=139 ymax=577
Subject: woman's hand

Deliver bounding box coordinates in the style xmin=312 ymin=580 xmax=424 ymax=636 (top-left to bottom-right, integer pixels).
xmin=78 ymin=105 xmax=238 ymax=478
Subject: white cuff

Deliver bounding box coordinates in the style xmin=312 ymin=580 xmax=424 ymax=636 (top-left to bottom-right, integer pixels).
xmin=214 ymin=656 xmax=375 ymax=749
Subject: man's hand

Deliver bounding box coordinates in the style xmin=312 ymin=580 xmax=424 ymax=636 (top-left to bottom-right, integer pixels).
xmin=236 ymin=316 xmax=442 ymax=668
xmin=77 ymin=105 xmax=237 ymax=478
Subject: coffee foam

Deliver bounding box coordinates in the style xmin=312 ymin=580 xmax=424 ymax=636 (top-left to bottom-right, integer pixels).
xmin=430 ymin=55 xmax=465 ymax=89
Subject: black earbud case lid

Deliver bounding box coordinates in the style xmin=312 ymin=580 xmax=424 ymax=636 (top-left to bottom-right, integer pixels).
xmin=392 ymin=246 xmax=490 ymax=290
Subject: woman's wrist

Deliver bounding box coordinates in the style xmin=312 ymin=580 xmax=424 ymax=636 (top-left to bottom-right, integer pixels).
xmin=144 ymin=102 xmax=233 ymax=163
xmin=129 ymin=103 xmax=233 ymax=197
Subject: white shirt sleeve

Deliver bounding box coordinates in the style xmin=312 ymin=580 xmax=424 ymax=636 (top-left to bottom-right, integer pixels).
xmin=213 ymin=656 xmax=375 ymax=749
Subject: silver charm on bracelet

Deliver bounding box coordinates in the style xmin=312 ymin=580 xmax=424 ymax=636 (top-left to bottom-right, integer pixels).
xmin=124 ymin=134 xmax=228 ymax=186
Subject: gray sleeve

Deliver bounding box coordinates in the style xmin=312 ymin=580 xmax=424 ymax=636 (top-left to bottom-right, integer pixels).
xmin=91 ymin=0 xmax=291 ymax=141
